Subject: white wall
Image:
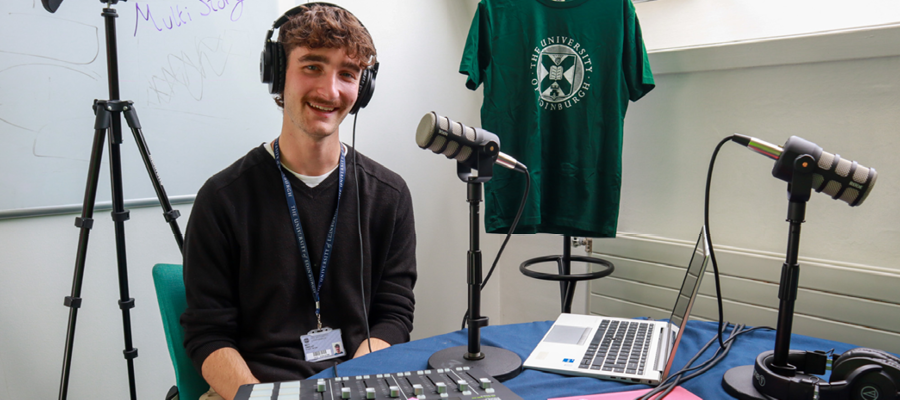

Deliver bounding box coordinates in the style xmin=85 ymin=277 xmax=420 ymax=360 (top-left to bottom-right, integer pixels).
xmin=636 ymin=0 xmax=900 ymax=50
xmin=617 ymin=55 xmax=900 ymax=269
xmin=620 ymin=0 xmax=900 ymax=270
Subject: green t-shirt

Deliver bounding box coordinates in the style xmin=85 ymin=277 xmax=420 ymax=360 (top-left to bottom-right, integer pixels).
xmin=460 ymin=0 xmax=654 ymax=237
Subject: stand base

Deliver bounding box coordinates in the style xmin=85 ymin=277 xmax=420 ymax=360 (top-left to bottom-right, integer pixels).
xmin=723 ymin=365 xmax=775 ymax=400
xmin=428 ymin=346 xmax=522 ymax=382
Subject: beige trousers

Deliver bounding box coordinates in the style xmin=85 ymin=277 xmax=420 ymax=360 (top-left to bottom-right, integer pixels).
xmin=198 ymin=387 xmax=225 ymax=400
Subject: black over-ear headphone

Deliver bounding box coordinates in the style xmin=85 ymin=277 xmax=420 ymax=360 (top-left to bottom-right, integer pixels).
xmin=751 ymin=348 xmax=900 ymax=399
xmin=260 ymin=2 xmax=379 ymax=114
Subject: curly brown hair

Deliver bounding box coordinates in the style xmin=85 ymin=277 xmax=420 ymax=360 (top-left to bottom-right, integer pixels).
xmin=274 ymin=3 xmax=377 ymax=108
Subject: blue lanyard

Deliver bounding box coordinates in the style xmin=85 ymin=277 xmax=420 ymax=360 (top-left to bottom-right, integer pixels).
xmin=273 ymin=138 xmax=345 ymax=329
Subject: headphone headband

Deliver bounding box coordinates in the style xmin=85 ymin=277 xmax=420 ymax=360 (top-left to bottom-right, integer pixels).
xmin=273 ymin=3 xmax=350 ymax=31
xmin=270 ymin=2 xmax=372 ymax=45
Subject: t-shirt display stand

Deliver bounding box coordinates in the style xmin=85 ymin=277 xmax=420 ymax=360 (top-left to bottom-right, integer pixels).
xmin=519 ymin=235 xmax=614 ymax=313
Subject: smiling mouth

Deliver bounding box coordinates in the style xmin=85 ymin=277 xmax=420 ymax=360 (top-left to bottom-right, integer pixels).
xmin=309 ymin=102 xmax=337 ymax=112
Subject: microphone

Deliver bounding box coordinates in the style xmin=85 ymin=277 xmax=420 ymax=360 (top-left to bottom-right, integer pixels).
xmin=732 ymin=134 xmax=877 ymax=206
xmin=416 ymin=112 xmax=526 ymax=172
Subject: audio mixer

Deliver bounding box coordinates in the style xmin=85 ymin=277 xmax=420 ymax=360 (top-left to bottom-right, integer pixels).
xmin=234 ymin=366 xmax=522 ymax=400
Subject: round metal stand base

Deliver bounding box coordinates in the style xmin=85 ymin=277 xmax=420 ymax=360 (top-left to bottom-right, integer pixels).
xmin=428 ymin=345 xmax=522 ymax=382
xmin=722 ymin=365 xmax=777 ymax=400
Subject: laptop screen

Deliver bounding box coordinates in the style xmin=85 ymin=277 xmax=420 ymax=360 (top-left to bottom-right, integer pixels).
xmin=669 ymin=227 xmax=711 ymax=328
xmin=661 ymin=227 xmax=711 ymax=378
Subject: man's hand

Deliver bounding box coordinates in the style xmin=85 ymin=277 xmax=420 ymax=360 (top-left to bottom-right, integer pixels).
xmin=353 ymin=337 xmax=391 ymax=358
xmin=201 ymin=347 xmax=260 ymax=400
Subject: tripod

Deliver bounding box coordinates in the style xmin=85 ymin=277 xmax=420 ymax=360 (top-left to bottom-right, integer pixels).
xmin=57 ymin=2 xmax=184 ymax=400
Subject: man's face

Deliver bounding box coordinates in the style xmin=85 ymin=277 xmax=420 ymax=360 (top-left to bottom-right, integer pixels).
xmin=282 ymin=46 xmax=362 ymax=140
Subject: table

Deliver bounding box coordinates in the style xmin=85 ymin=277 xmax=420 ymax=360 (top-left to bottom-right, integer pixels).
xmin=310 ymin=320 xmax=858 ymax=400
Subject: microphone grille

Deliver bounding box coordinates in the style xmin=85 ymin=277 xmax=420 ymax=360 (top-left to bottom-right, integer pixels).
xmin=817 ymin=151 xmax=835 ymax=171
xmin=416 ymin=112 xmax=438 ymax=149
xmin=443 ymin=141 xmax=460 ymax=158
xmin=822 ymin=179 xmax=842 ymax=198
xmin=840 ymin=187 xmax=860 ymax=204
xmin=427 ymin=135 xmax=447 ymax=153
xmin=857 ymin=171 xmax=877 ymax=205
xmin=455 ymin=146 xmax=473 ymax=162
xmin=812 ymin=174 xmax=824 ymax=190
xmin=835 ymin=157 xmax=852 ymax=177
xmin=852 ymin=164 xmax=871 ymax=184
xmin=814 ymin=150 xmax=877 ymax=206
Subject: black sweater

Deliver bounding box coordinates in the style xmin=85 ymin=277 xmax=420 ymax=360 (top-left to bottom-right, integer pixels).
xmin=181 ymin=144 xmax=416 ymax=382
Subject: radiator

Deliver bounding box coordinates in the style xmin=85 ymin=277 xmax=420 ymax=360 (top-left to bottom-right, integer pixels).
xmin=588 ymin=232 xmax=900 ymax=355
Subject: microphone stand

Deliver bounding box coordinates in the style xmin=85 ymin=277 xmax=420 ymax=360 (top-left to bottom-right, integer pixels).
xmin=57 ymin=1 xmax=184 ymax=399
xmin=427 ymin=150 xmax=522 ymax=381
xmin=722 ymin=154 xmax=823 ymax=399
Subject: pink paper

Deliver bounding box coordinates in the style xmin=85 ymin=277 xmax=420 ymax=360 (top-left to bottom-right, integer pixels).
xmin=549 ymin=386 xmax=702 ymax=400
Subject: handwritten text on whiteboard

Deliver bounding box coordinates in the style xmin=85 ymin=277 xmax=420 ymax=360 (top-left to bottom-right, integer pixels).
xmin=134 ymin=0 xmax=245 ymax=36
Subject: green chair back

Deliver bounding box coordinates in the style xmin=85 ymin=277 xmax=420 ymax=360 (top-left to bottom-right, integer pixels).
xmin=152 ymin=263 xmax=209 ymax=400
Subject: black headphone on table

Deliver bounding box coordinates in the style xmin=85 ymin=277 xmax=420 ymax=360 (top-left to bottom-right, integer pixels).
xmin=752 ymin=348 xmax=900 ymax=399
xmin=260 ymin=2 xmax=379 ymax=114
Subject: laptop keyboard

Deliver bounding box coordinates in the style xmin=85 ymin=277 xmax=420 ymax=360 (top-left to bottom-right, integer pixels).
xmin=578 ymin=320 xmax=651 ymax=375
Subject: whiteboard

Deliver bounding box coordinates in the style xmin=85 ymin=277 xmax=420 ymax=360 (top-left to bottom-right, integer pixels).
xmin=0 ymin=0 xmax=284 ymax=216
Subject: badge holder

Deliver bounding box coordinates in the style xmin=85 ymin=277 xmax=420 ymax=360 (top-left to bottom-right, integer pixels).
xmin=302 ymin=327 xmax=346 ymax=362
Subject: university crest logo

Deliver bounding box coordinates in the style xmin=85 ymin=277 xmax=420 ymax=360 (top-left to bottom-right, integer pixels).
xmin=530 ymin=36 xmax=593 ymax=111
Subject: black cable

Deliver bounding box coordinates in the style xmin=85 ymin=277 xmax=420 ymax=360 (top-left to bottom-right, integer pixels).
xmin=636 ymin=134 xmax=756 ymax=398
xmin=637 ymin=323 xmax=738 ymax=400
xmin=635 ymin=131 xmax=780 ymax=399
xmin=641 ymin=323 xmax=733 ymax=399
xmin=674 ymin=325 xmax=772 ymax=382
xmin=461 ymin=168 xmax=531 ymax=329
xmin=637 ymin=323 xmax=774 ymax=399
xmin=481 ymin=168 xmax=530 ymax=290
xmin=670 ymin=323 xmax=736 ymax=377
xmin=672 ymin=326 xmax=739 ymax=377
xmin=351 ymin=113 xmax=373 ymax=356
xmin=704 ymin=136 xmax=736 ymax=349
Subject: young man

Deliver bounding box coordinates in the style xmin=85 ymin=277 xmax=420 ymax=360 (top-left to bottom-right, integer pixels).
xmin=180 ymin=4 xmax=416 ymax=400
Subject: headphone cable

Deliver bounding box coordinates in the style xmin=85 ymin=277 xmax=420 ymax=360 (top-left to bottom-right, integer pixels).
xmin=351 ymin=113 xmax=373 ymax=356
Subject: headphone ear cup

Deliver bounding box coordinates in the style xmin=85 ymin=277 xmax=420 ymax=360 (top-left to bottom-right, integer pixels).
xmin=350 ymin=62 xmax=378 ymax=115
xmin=260 ymin=39 xmax=277 ymax=94
xmin=271 ymin=42 xmax=286 ymax=95
xmin=832 ymin=348 xmax=900 ymax=400
xmin=845 ymin=366 xmax=899 ymax=400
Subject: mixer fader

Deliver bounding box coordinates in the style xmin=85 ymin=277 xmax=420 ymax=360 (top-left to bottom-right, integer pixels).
xmin=234 ymin=366 xmax=522 ymax=400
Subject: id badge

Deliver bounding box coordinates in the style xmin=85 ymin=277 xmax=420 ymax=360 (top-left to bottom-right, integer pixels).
xmin=301 ymin=327 xmax=346 ymax=362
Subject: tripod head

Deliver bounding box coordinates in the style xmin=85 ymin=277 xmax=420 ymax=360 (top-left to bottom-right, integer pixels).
xmin=42 ymin=0 xmax=127 ymax=13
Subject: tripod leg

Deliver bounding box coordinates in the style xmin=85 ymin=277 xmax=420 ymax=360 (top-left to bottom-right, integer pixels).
xmin=121 ymin=102 xmax=184 ymax=253
xmin=106 ymin=104 xmax=140 ymax=400
xmin=59 ymin=104 xmax=110 ymax=400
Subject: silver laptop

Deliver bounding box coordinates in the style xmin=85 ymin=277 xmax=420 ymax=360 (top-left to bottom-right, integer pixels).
xmin=523 ymin=227 xmax=711 ymax=385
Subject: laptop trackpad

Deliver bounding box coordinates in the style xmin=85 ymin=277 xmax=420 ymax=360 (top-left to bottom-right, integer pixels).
xmin=544 ymin=325 xmax=591 ymax=345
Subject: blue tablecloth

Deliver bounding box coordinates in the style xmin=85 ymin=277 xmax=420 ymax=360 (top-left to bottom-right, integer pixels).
xmin=311 ymin=320 xmax=860 ymax=400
